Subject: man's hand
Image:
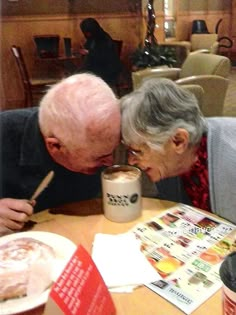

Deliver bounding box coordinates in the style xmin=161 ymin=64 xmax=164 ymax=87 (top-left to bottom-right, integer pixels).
xmin=0 ymin=198 xmax=35 ymax=236
xmin=79 ymin=48 xmax=89 ymax=55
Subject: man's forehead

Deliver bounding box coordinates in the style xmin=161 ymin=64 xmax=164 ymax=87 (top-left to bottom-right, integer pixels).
xmin=93 ymin=140 xmax=118 ymax=155
xmin=88 ymin=123 xmax=120 ymax=142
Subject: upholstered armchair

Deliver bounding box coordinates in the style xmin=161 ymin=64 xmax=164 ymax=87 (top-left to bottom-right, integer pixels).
xmin=180 ymin=84 xmax=204 ymax=111
xmin=132 ymin=53 xmax=231 ymax=116
xmin=170 ymin=33 xmax=219 ymax=55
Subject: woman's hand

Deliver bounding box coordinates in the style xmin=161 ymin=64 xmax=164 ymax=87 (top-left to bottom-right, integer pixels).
xmin=0 ymin=198 xmax=35 ymax=236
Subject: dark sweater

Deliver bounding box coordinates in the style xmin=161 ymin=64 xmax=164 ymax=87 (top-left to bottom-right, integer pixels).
xmin=0 ymin=108 xmax=102 ymax=212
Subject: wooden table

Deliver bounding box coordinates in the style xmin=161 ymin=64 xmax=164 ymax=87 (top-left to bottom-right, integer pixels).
xmin=34 ymin=54 xmax=82 ymax=78
xmin=17 ymin=198 xmax=222 ymax=315
xmin=37 ymin=54 xmax=82 ymax=62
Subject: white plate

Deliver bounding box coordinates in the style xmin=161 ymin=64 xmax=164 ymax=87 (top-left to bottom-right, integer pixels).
xmin=0 ymin=231 xmax=77 ymax=315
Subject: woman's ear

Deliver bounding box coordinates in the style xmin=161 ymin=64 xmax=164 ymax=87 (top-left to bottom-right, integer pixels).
xmin=45 ymin=137 xmax=62 ymax=156
xmin=172 ymin=128 xmax=190 ymax=154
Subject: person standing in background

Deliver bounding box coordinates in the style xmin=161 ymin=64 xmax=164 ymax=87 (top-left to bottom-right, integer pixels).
xmin=78 ymin=18 xmax=122 ymax=87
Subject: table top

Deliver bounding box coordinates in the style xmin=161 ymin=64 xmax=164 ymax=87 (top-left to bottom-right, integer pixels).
xmin=36 ymin=54 xmax=82 ymax=61
xmin=34 ymin=53 xmax=83 ymax=80
xmin=16 ymin=198 xmax=222 ymax=315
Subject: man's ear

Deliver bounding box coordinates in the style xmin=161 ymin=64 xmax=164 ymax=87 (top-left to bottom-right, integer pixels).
xmin=171 ymin=128 xmax=189 ymax=154
xmin=45 ymin=137 xmax=62 ymax=156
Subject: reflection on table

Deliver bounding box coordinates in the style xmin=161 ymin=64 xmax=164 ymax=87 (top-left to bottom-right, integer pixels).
xmin=17 ymin=198 xmax=222 ymax=315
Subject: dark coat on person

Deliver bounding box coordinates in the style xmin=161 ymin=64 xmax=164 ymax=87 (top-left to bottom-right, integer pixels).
xmin=80 ymin=18 xmax=122 ymax=85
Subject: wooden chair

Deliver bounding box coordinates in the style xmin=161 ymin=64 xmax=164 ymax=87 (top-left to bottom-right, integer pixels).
xmin=113 ymin=40 xmax=123 ymax=58
xmin=11 ymin=45 xmax=59 ymax=107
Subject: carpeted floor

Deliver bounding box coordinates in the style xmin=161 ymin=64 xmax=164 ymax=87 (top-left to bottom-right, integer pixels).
xmin=223 ymin=67 xmax=236 ymax=117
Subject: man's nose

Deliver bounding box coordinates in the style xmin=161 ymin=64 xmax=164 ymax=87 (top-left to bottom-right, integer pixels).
xmin=101 ymin=155 xmax=114 ymax=166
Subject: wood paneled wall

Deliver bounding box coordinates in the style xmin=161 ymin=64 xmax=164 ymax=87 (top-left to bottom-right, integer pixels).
xmin=175 ymin=0 xmax=232 ymax=41
xmin=1 ymin=13 xmax=144 ymax=110
xmin=1 ymin=0 xmax=141 ymax=16
xmin=0 ymin=0 xmax=234 ymax=110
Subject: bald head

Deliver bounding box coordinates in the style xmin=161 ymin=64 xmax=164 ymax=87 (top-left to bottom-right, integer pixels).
xmin=38 ymin=73 xmax=120 ymax=173
xmin=39 ymin=73 xmax=120 ymax=150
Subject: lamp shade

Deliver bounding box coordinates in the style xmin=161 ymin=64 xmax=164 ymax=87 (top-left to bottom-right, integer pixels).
xmin=191 ymin=20 xmax=209 ymax=34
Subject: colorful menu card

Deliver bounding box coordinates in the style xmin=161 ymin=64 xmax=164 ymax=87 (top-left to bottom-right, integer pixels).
xmin=44 ymin=245 xmax=116 ymax=315
xmin=130 ymin=203 xmax=236 ymax=314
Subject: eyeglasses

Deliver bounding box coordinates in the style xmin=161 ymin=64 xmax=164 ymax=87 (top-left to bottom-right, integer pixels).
xmin=121 ymin=140 xmax=144 ymax=159
xmin=127 ymin=148 xmax=144 ymax=159
xmin=125 ymin=146 xmax=145 ymax=160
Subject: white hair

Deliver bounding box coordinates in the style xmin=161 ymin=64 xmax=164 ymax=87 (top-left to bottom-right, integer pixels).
xmin=39 ymin=73 xmax=118 ymax=150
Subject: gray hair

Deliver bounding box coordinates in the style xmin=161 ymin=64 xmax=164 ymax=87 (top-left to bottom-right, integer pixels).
xmin=120 ymin=78 xmax=207 ymax=150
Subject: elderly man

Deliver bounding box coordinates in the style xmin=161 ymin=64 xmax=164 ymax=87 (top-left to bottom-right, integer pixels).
xmin=0 ymin=73 xmax=120 ymax=235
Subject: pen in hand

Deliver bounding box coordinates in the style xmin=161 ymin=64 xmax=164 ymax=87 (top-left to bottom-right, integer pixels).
xmin=24 ymin=171 xmax=54 ymax=227
xmin=30 ymin=170 xmax=55 ymax=202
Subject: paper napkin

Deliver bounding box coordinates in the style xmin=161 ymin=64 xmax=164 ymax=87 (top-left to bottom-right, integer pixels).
xmin=92 ymin=232 xmax=160 ymax=292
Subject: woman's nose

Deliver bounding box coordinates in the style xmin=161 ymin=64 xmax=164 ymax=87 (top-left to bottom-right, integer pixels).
xmin=128 ymin=155 xmax=137 ymax=165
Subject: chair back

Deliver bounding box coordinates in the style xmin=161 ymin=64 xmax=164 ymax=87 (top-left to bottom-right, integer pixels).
xmin=131 ymin=53 xmax=231 ymax=117
xmin=11 ymin=45 xmax=33 ymax=106
xmin=64 ymin=37 xmax=72 ymax=57
xmin=34 ymin=35 xmax=60 ymax=58
xmin=178 ymin=75 xmax=229 ymax=116
xmin=181 ymin=84 xmax=205 ymax=112
xmin=113 ymin=40 xmax=123 ymax=58
xmin=180 ymin=53 xmax=231 ymax=79
xmin=132 ymin=66 xmax=179 ymax=90
xmin=190 ymin=34 xmax=219 ymax=54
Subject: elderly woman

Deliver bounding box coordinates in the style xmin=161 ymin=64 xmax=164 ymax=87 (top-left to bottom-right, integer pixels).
xmin=120 ymin=78 xmax=236 ymax=224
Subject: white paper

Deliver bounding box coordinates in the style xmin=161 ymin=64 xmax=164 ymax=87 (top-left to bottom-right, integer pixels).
xmin=92 ymin=233 xmax=160 ymax=291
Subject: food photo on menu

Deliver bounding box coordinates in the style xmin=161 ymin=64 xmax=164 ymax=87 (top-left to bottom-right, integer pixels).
xmin=0 ymin=202 xmax=235 ymax=315
xmin=130 ymin=203 xmax=236 ymax=314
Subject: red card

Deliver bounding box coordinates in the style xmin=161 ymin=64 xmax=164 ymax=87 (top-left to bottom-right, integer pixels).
xmin=44 ymin=245 xmax=116 ymax=315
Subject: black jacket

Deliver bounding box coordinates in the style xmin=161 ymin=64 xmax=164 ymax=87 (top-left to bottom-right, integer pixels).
xmin=0 ymin=108 xmax=102 ymax=212
xmin=80 ymin=18 xmax=122 ymax=85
